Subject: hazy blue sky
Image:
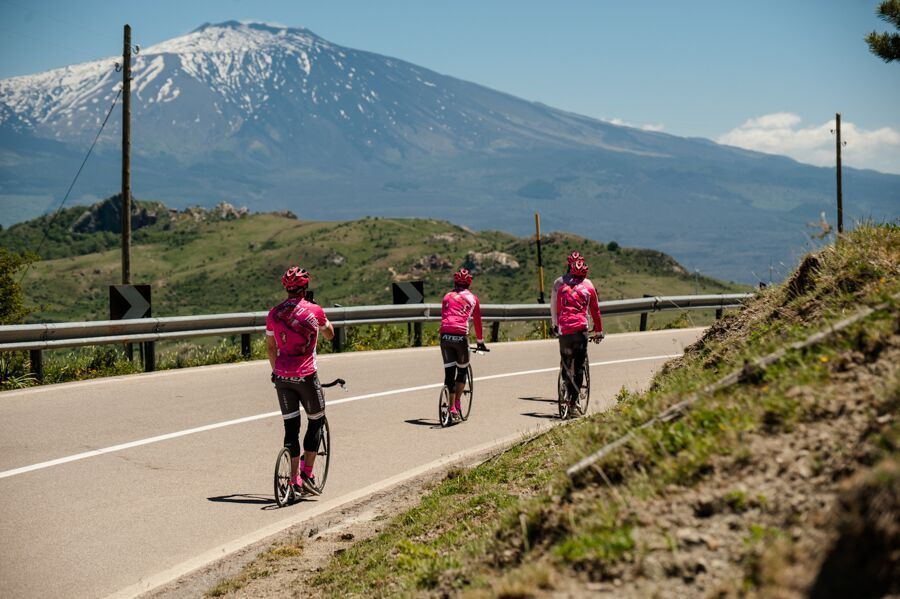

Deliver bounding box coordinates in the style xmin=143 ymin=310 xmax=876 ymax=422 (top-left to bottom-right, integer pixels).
xmin=2 ymin=0 xmax=899 ymax=171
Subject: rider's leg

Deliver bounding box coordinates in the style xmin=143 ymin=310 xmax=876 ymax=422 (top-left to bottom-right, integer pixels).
xmin=298 ymin=376 xmax=327 ymax=474
xmin=558 ymin=334 xmax=577 ymax=399
xmin=282 ymin=414 xmax=302 ymax=477
xmin=573 ymin=333 xmax=588 ymax=390
xmin=275 ymin=380 xmax=303 ymax=478
xmin=302 ymin=415 xmax=325 ymax=471
xmin=453 ymin=362 xmax=468 ymax=407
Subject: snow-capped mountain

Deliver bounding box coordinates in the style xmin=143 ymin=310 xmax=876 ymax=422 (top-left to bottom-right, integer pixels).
xmin=0 ymin=21 xmax=648 ymax=160
xmin=1 ymin=21 xmax=898 ymax=282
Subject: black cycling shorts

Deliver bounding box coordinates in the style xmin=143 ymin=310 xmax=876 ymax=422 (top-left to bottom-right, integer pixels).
xmin=272 ymin=373 xmax=326 ymax=421
xmin=439 ymin=333 xmax=470 ymax=386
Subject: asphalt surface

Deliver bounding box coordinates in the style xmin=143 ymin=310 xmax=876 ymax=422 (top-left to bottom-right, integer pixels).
xmin=0 ymin=329 xmax=703 ymax=598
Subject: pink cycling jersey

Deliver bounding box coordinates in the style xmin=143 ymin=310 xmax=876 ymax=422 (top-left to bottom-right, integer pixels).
xmin=266 ymin=297 xmax=327 ymax=378
xmin=440 ymin=288 xmax=484 ymax=341
xmin=555 ymin=275 xmax=603 ymax=336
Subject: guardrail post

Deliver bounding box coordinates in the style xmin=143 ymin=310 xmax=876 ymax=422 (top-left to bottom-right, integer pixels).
xmin=332 ymin=327 xmax=346 ymax=353
xmin=29 ymin=349 xmax=43 ymax=382
xmin=241 ymin=333 xmax=251 ymax=358
xmin=715 ymin=308 xmax=724 ymax=320
xmin=639 ymin=294 xmax=652 ymax=331
xmin=143 ymin=342 xmax=155 ymax=372
xmin=414 ymin=322 xmax=423 ymax=347
xmin=490 ymin=321 xmax=500 ymax=343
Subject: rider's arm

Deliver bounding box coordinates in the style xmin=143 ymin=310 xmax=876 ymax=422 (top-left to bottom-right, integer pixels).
xmin=550 ymin=276 xmax=561 ymax=327
xmin=588 ymin=284 xmax=603 ymax=333
xmin=266 ymin=335 xmax=277 ymax=369
xmin=315 ymin=305 xmax=335 ymax=340
xmin=472 ymin=296 xmax=484 ymax=344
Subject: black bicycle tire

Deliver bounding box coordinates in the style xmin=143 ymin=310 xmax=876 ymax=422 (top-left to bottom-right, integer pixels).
xmin=461 ymin=365 xmax=474 ymax=420
xmin=313 ymin=418 xmax=331 ymax=492
xmin=580 ymin=359 xmax=591 ymax=415
xmin=557 ymin=368 xmax=570 ymax=420
xmin=273 ymin=446 xmax=293 ymax=507
xmin=438 ymin=386 xmax=452 ymax=427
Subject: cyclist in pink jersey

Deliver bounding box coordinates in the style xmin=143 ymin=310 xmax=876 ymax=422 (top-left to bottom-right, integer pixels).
xmin=554 ymin=257 xmax=604 ymax=407
xmin=440 ymin=268 xmax=487 ymax=419
xmin=550 ymin=250 xmax=583 ymax=335
xmin=266 ymin=266 xmax=334 ymax=495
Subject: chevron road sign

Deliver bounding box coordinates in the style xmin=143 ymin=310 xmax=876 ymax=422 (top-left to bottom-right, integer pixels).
xmin=392 ymin=281 xmax=424 ymax=304
xmin=110 ymin=285 xmax=152 ymax=320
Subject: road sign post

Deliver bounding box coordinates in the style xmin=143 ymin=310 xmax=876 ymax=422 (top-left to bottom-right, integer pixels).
xmin=110 ymin=284 xmax=152 ymax=370
xmin=393 ymin=281 xmax=425 ymax=347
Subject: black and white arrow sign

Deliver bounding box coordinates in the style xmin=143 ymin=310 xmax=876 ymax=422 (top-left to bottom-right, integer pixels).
xmin=110 ymin=285 xmax=152 ymax=320
xmin=392 ymin=281 xmax=424 ymax=304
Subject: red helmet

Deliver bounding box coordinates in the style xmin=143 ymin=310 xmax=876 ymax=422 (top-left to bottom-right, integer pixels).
xmin=570 ymin=259 xmax=588 ymax=277
xmin=567 ymin=251 xmax=584 ymax=266
xmin=281 ymin=266 xmax=310 ymax=291
xmin=453 ymin=268 xmax=473 ymax=287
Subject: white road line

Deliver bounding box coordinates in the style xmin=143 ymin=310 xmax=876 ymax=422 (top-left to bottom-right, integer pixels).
xmin=0 ymin=353 xmax=679 ymax=481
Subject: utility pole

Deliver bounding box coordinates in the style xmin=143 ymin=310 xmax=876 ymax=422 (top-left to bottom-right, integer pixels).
xmin=535 ymin=213 xmax=546 ymax=304
xmin=834 ymin=112 xmax=843 ymax=235
xmin=534 ymin=213 xmax=547 ymax=337
xmin=121 ymin=24 xmax=132 ymax=284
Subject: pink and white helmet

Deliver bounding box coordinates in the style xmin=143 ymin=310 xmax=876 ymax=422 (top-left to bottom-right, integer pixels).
xmin=570 ymin=259 xmax=588 ymax=277
xmin=453 ymin=268 xmax=473 ymax=287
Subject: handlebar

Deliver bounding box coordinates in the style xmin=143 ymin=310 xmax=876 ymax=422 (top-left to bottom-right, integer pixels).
xmin=321 ymin=378 xmax=347 ymax=390
xmin=470 ymin=346 xmax=491 ymax=354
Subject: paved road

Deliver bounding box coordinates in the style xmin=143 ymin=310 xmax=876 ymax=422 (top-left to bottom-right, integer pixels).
xmin=0 ymin=329 xmax=703 ymax=598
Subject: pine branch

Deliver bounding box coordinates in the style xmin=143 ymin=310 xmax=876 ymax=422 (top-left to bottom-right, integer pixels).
xmin=866 ymin=30 xmax=900 ymax=62
xmin=876 ymin=0 xmax=900 ymax=29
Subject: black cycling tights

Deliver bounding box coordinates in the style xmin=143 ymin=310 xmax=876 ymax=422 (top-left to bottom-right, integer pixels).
xmin=283 ymin=414 xmax=324 ymax=458
xmin=559 ymin=331 xmax=588 ymax=398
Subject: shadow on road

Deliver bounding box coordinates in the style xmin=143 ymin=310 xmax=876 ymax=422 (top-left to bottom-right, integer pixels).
xmin=207 ymin=493 xmax=276 ymax=507
xmin=521 ymin=411 xmax=559 ymax=420
xmin=404 ymin=418 xmax=442 ymax=429
xmin=519 ymin=396 xmax=557 ymax=403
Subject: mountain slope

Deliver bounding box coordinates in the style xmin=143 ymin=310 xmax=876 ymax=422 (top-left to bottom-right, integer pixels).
xmin=2 ymin=21 xmax=898 ymax=282
xmin=8 ymin=198 xmax=741 ymax=323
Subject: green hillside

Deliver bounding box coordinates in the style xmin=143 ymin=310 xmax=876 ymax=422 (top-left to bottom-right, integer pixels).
xmin=4 ymin=199 xmax=742 ymax=323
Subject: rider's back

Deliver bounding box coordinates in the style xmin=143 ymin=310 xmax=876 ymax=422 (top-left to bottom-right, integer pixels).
xmin=556 ymin=276 xmax=598 ymax=335
xmin=266 ymin=297 xmax=326 ymax=377
xmin=440 ymin=288 xmax=479 ymax=335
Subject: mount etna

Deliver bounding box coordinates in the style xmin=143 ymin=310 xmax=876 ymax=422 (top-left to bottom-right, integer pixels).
xmin=1 ymin=21 xmax=897 ymax=282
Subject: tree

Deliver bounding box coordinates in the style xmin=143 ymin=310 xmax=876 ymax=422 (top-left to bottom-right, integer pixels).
xmin=0 ymin=248 xmax=35 ymax=325
xmin=866 ymin=0 xmax=900 ymax=63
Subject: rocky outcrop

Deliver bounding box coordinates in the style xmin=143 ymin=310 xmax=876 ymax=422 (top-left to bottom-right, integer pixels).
xmin=464 ymin=250 xmax=520 ymax=274
xmin=70 ymin=196 xmax=161 ymax=234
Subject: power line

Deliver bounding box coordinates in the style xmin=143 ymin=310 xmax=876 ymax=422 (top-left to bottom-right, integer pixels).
xmin=19 ymin=87 xmax=122 ymax=282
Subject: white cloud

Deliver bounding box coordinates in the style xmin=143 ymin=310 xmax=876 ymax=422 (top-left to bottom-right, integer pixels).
xmin=603 ymin=117 xmax=665 ymax=132
xmin=718 ymin=112 xmax=900 ymax=175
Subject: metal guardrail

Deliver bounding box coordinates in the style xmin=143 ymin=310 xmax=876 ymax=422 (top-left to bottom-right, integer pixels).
xmin=0 ymin=294 xmax=752 ymax=353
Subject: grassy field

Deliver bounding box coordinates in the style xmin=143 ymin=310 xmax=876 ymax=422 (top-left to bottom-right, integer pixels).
xmin=209 ymin=223 xmax=898 ymax=597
